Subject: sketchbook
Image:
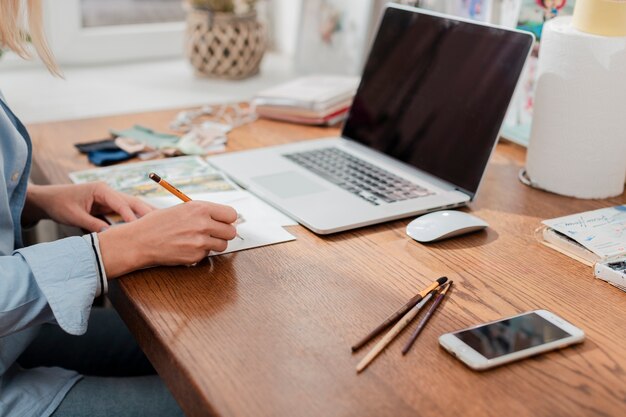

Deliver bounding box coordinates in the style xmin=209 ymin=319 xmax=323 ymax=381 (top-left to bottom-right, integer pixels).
xmin=540 ymin=205 xmax=626 ymax=266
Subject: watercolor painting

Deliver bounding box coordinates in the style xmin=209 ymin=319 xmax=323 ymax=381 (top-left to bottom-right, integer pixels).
xmin=70 ymin=156 xmax=235 ymax=198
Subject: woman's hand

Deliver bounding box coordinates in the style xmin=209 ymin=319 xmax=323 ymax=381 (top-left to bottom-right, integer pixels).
xmin=97 ymin=201 xmax=238 ymax=279
xmin=24 ymin=182 xmax=154 ymax=231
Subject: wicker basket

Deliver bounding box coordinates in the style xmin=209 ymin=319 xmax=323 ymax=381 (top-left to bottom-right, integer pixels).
xmin=185 ymin=9 xmax=266 ymax=79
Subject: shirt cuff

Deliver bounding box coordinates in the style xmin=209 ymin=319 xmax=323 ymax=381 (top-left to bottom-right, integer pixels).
xmin=15 ymin=236 xmax=99 ymax=335
xmin=82 ymin=233 xmax=108 ymax=296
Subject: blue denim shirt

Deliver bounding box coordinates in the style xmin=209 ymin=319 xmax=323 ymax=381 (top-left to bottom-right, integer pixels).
xmin=0 ymin=96 xmax=101 ymax=417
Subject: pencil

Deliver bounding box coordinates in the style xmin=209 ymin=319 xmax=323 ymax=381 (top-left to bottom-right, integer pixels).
xmin=401 ymin=281 xmax=453 ymax=355
xmin=356 ymin=292 xmax=434 ymax=373
xmin=148 ymin=172 xmax=191 ymax=202
xmin=351 ymin=276 xmax=447 ymax=352
xmin=149 ymin=172 xmax=243 ymax=240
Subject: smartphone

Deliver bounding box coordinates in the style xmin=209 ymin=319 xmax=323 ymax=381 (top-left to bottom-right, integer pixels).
xmin=594 ymin=258 xmax=626 ymax=291
xmin=439 ymin=310 xmax=585 ymax=371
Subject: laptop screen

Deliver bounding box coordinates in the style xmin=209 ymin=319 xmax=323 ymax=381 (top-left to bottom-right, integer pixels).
xmin=342 ymin=6 xmax=533 ymax=196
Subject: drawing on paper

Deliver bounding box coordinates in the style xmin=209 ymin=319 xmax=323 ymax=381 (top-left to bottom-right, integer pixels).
xmin=70 ymin=156 xmax=235 ymax=197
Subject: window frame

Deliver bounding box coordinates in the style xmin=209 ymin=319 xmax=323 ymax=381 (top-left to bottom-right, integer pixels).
xmin=43 ymin=0 xmax=186 ymax=65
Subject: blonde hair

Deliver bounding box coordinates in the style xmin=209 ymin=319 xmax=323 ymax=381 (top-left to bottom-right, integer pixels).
xmin=0 ymin=0 xmax=60 ymax=75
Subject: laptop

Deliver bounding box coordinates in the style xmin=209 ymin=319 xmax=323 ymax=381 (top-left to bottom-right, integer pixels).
xmin=209 ymin=4 xmax=534 ymax=234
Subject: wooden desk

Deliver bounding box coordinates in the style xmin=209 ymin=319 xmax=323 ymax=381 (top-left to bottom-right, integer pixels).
xmin=28 ymin=109 xmax=626 ymax=417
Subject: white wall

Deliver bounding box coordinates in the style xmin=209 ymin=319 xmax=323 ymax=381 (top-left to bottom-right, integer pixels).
xmin=272 ymin=0 xmax=303 ymax=56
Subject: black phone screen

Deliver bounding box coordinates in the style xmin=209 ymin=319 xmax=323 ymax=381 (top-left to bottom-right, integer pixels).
xmin=454 ymin=312 xmax=571 ymax=359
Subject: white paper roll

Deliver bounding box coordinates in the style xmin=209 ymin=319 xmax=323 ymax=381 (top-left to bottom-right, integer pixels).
xmin=526 ymin=17 xmax=626 ymax=199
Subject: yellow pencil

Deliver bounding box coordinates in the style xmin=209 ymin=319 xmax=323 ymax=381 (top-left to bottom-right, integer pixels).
xmin=149 ymin=172 xmax=191 ymax=202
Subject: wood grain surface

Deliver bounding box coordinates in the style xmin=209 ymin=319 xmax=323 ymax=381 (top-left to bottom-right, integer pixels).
xmin=27 ymin=108 xmax=626 ymax=417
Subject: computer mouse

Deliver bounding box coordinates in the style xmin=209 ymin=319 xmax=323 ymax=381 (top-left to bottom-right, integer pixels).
xmin=406 ymin=210 xmax=488 ymax=243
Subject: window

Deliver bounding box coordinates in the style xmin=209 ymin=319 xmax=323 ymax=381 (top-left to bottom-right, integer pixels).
xmin=81 ymin=0 xmax=185 ymax=27
xmin=44 ymin=0 xmax=186 ymax=64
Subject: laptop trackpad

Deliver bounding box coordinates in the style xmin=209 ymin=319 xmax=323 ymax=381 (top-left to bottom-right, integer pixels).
xmin=251 ymin=171 xmax=327 ymax=198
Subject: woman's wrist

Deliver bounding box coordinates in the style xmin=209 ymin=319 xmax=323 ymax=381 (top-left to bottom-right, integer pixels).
xmin=98 ymin=223 xmax=152 ymax=279
xmin=22 ymin=184 xmax=50 ymax=226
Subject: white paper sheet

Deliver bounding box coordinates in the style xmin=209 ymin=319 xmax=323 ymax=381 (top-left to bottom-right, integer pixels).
xmin=211 ymin=220 xmax=296 ymax=256
xmin=145 ymin=190 xmax=298 ymax=255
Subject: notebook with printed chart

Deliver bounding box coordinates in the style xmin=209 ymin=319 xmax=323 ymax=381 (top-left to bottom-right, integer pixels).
xmin=209 ymin=4 xmax=534 ymax=234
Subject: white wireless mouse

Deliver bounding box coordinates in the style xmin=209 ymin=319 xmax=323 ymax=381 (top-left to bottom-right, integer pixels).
xmin=406 ymin=210 xmax=488 ymax=243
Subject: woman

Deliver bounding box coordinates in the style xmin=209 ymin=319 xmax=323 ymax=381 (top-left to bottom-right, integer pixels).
xmin=0 ymin=1 xmax=238 ymax=416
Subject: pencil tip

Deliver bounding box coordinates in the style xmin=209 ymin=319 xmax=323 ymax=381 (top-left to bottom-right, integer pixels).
xmin=148 ymin=172 xmax=161 ymax=182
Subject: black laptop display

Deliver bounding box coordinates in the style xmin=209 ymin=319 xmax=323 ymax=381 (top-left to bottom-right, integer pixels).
xmin=343 ymin=8 xmax=533 ymax=196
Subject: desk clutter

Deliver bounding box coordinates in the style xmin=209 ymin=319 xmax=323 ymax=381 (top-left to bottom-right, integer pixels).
xmin=75 ymin=124 xmax=225 ymax=166
xmin=69 ymin=156 xmax=297 ymax=254
xmin=75 ymin=104 xmax=256 ymax=166
xmin=251 ymin=75 xmax=359 ymax=126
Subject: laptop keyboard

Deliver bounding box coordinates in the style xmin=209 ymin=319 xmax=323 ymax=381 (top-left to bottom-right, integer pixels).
xmin=283 ymin=147 xmax=433 ymax=206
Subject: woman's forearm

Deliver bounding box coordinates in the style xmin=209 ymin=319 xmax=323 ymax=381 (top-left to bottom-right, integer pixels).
xmin=21 ymin=184 xmax=49 ymax=227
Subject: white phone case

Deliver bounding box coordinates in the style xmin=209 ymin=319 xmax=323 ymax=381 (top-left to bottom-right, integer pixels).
xmin=439 ymin=310 xmax=585 ymax=371
xmin=594 ymin=258 xmax=626 ymax=291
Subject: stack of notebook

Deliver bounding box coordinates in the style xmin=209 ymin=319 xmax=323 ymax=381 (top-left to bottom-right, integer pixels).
xmin=540 ymin=205 xmax=626 ymax=291
xmin=541 ymin=205 xmax=626 ymax=265
xmin=252 ymin=75 xmax=359 ymax=126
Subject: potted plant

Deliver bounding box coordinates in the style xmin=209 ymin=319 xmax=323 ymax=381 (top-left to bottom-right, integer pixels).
xmin=184 ymin=0 xmax=267 ymax=79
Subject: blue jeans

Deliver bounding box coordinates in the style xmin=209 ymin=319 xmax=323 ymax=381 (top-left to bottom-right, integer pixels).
xmin=18 ymin=307 xmax=185 ymax=417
